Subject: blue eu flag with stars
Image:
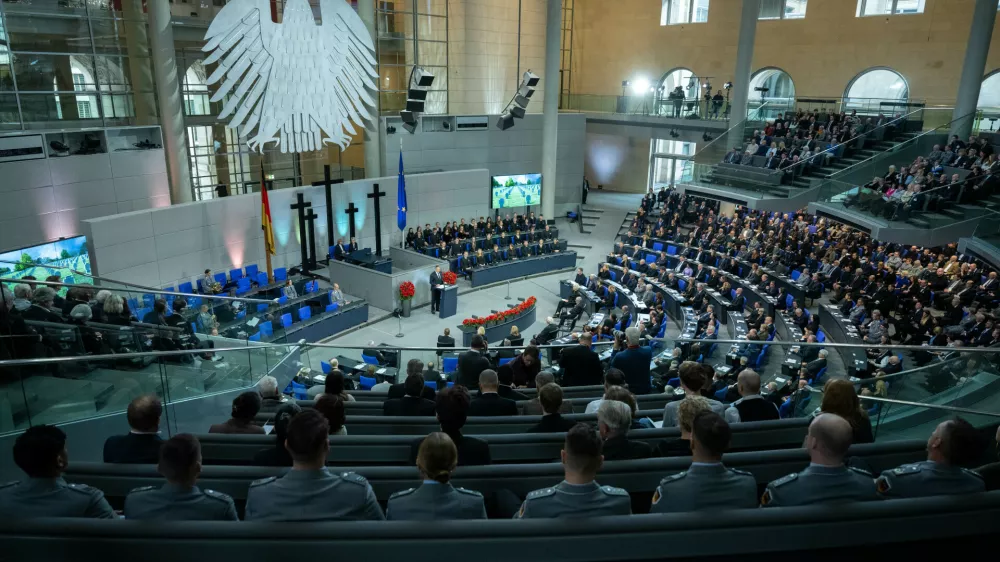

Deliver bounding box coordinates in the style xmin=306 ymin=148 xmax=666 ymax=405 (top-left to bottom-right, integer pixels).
xmin=397 ymin=150 xmax=407 ymax=231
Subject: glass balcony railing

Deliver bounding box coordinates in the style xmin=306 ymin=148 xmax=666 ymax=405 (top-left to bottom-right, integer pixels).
xmin=561 ymin=93 xmax=728 ymax=121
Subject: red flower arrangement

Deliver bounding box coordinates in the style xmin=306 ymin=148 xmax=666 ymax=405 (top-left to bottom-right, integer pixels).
xmin=461 ymin=296 xmax=537 ymax=329
xmin=442 ymin=271 xmax=458 ymax=285
xmin=398 ymin=281 xmax=415 ymax=300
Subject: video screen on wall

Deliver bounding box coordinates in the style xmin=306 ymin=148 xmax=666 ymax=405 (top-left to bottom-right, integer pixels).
xmin=0 ymin=236 xmax=92 ymax=296
xmin=491 ymin=173 xmax=542 ymax=209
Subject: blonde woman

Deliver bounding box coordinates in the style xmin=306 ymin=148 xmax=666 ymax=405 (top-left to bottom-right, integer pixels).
xmin=385 ymin=432 xmax=486 ymax=520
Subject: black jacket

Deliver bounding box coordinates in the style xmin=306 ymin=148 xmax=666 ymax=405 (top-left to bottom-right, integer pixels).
xmin=437 ymin=335 xmax=456 ymax=356
xmin=383 ymin=396 xmax=436 ymax=416
xmin=456 ymin=350 xmax=491 ymax=388
xmin=410 ymin=430 xmax=491 ymax=466
xmin=496 ymin=385 xmax=529 ymax=401
xmin=601 ymin=434 xmax=654 ymax=461
xmin=558 ymin=345 xmax=604 ymax=387
xmin=527 ymin=413 xmax=577 ymax=433
xmin=103 ymin=433 xmax=164 ymax=464
xmin=387 ymin=383 xmax=435 ymax=401
xmin=534 ymin=324 xmax=560 ymax=345
xmin=468 ymin=393 xmax=518 ymax=416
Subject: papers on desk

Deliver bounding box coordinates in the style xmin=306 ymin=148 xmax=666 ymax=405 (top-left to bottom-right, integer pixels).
xmin=263 ymin=424 xmax=274 ymax=435
xmin=246 ymin=317 xmax=260 ymax=328
xmin=638 ymin=313 xmax=650 ymax=325
xmin=355 ymin=363 xmax=368 ymax=370
xmin=313 ymin=374 xmax=326 ymax=383
xmin=435 ymin=285 xmax=445 ymax=289
xmin=377 ymin=368 xmax=387 ymax=375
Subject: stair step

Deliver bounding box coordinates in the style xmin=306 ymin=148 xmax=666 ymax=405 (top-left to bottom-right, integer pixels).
xmin=565 ymin=243 xmax=592 ymax=249
xmin=906 ymin=218 xmax=931 ymax=228
xmin=583 ymin=222 xmax=599 ymax=227
xmin=581 ymin=207 xmax=605 ymax=213
xmin=581 ymin=214 xmax=602 ymax=220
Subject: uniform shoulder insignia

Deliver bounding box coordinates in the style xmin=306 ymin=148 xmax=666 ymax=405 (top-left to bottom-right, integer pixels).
xmin=203 ymin=489 xmax=233 ymax=502
xmin=961 ymin=467 xmax=985 ymax=480
xmin=250 ymin=476 xmax=277 ymax=488
xmin=455 ymin=487 xmax=483 ymax=497
xmin=0 ymin=481 xmax=19 ymax=490
xmin=66 ymin=483 xmax=97 ymax=494
xmin=127 ymin=485 xmax=156 ymax=494
xmin=389 ymin=488 xmax=416 ymax=499
xmin=526 ymin=488 xmax=556 ymax=500
xmin=771 ymin=472 xmax=798 ymax=488
xmin=660 ymin=471 xmax=688 ymax=485
xmin=891 ymin=464 xmax=922 ymax=476
xmin=849 ymin=466 xmax=873 ymax=477
xmin=600 ymin=485 xmax=629 ymax=497
xmin=728 ymin=468 xmax=753 ymax=477
xmin=340 ymin=472 xmax=369 ymax=485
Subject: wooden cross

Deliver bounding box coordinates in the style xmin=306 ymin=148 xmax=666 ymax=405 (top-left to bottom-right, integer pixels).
xmin=367 ymin=183 xmax=387 ymax=257
xmin=310 ymin=164 xmax=344 ymax=248
xmin=302 ymin=207 xmax=319 ymax=271
xmin=290 ymin=193 xmax=312 ymax=272
xmin=344 ymin=202 xmax=360 ymax=241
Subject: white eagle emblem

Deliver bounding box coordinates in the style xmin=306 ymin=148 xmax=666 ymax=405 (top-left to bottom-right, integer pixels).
xmin=202 ymin=0 xmax=378 ymax=153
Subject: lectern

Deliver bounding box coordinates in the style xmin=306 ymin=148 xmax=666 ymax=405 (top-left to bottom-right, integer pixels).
xmin=439 ymin=285 xmax=458 ymax=319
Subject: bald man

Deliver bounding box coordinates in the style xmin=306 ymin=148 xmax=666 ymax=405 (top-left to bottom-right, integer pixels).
xmin=724 ymin=370 xmax=779 ymax=424
xmin=761 ymin=414 xmax=877 ymax=507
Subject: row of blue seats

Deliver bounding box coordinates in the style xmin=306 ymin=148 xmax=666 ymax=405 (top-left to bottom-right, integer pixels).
xmin=247 ymin=298 xmax=340 ymax=342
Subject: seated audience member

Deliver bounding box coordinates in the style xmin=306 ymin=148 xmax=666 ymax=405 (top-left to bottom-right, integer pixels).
xmin=515 ymin=423 xmax=632 ymax=518
xmin=820 ymin=379 xmax=874 ymax=444
xmin=388 ymin=359 xmax=436 ymax=400
xmin=103 ymin=395 xmax=164 ymax=464
xmin=585 ymin=369 xmax=628 ymax=413
xmin=651 ymin=411 xmax=757 ymax=512
xmin=496 ymin=366 xmax=529 ymax=400
xmin=605 ymin=386 xmax=655 ymax=430
xmin=533 ymin=317 xmax=560 ymax=345
xmin=0 ymin=425 xmax=114 ymax=518
xmin=124 ymin=434 xmax=238 ymax=520
xmin=244 ymin=410 xmax=384 ymax=521
xmin=423 ymin=360 xmax=442 ymax=385
xmin=316 ymin=370 xmax=356 ymax=402
xmin=314 ymin=394 xmax=347 ymax=435
xmin=663 ymin=361 xmax=725 ymax=428
xmin=469 ymin=370 xmax=518 ymax=416
xmin=282 ymin=279 xmax=297 ymax=299
xmin=67 ymin=304 xmax=107 ymax=355
xmin=559 ymin=333 xmax=604 ymax=387
xmin=877 ymin=417 xmax=986 ymax=498
xmin=762 ymin=414 xmax=877 ymax=507
xmin=437 ymin=327 xmax=456 ymax=356
xmin=523 ymin=372 xmax=574 ymax=415
xmin=387 ymin=432 xmax=487 ymax=521
xmin=509 ymin=345 xmax=541 ymax=388
xmin=384 ymin=374 xmax=437 ymax=417
xmin=410 ymin=386 xmax=491 ymax=466
xmin=258 ymin=375 xmax=288 ymax=408
xmin=99 ymin=294 xmax=133 ymax=326
xmin=22 ymin=286 xmax=63 ymax=324
xmin=252 ymin=403 xmax=302 ymax=467
xmin=724 ymin=369 xmax=780 ymax=423
xmin=208 ymin=391 xmax=266 ymax=434
xmin=527 ymin=384 xmax=577 ymax=433
xmin=659 ymin=395 xmax=711 ymax=457
xmin=597 ymin=399 xmax=653 ymax=461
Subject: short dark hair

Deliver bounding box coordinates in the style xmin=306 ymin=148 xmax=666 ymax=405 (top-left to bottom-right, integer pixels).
xmin=284 ymin=409 xmax=329 ymax=461
xmin=314 ymin=395 xmax=346 ymax=434
xmin=172 ymin=299 xmax=187 ymax=312
xmin=691 ymin=411 xmax=731 ymax=457
xmin=13 ymin=425 xmax=66 ymax=477
xmin=538 ymin=383 xmax=563 ymax=414
xmin=522 ymin=345 xmax=539 ymax=360
xmin=324 ymin=370 xmax=346 ymax=395
xmin=127 ymin=395 xmax=162 ymax=432
xmin=679 ymin=361 xmax=706 ymax=391
xmin=564 ymin=423 xmax=603 ymax=474
xmin=153 ymin=299 xmax=167 ymax=314
xmin=471 ymin=335 xmax=485 ymax=349
xmin=158 ymin=434 xmax=201 ymax=481
xmin=404 ymin=374 xmax=424 ymax=397
xmin=231 ymin=391 xmax=262 ymax=421
xmin=496 ymin=364 xmax=515 ymax=386
xmin=941 ymin=416 xmax=984 ymax=467
xmin=604 ymin=368 xmax=626 ymax=387
xmin=435 ymin=385 xmax=471 ymax=432
xmin=406 ymin=358 xmax=424 ymax=377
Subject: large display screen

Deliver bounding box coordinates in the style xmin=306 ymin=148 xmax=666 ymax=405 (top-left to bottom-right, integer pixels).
xmin=0 ymin=236 xmax=92 ymax=295
xmin=491 ymin=173 xmax=542 ymax=209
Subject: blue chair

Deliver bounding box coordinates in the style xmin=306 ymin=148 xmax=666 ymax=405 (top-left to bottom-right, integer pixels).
xmin=645 ymin=254 xmax=656 ymax=264
xmin=288 ymin=381 xmax=308 ymax=400
xmin=213 ymin=272 xmax=227 ymax=285
xmin=614 ymin=321 xmax=622 ymax=331
xmin=499 ymin=357 xmax=513 ymax=366
xmin=677 ymin=279 xmax=687 ymax=292
xmin=248 ymin=332 xmax=261 ymax=342
xmin=142 ymin=294 xmax=154 ymax=307
xmin=811 ymin=366 xmax=828 ymax=386
xmin=257 ymin=303 xmax=269 ymax=313
xmin=667 ymin=377 xmax=680 ymax=388
xmin=307 ymin=281 xmax=318 ymax=293
xmin=362 ymin=353 xmax=379 ymax=365
xmin=259 ymin=321 xmax=273 ymax=337
xmin=245 ymin=264 xmax=259 ymax=280
xmin=652 ymin=242 xmax=664 ymax=252
xmin=274 ymin=267 xmax=287 ymax=281
xmin=299 ymin=306 xmax=311 ymax=321
xmin=609 ymin=270 xmax=617 ymax=281
xmin=280 ymin=313 xmax=292 ymax=328
xmin=714 ymin=386 xmax=728 ymax=401
xmin=817 ymin=330 xmax=826 ymax=343
xmin=790 ymin=269 xmax=801 ymax=281
xmin=667 ymin=245 xmax=677 ymax=255
xmin=704 ymin=343 xmax=717 ymax=359
xmin=229 ymin=268 xmax=243 ymax=282
xmin=278 ymin=295 xmax=288 ymax=305
xmin=127 ymin=297 xmax=140 ymax=312
xmin=325 ymin=303 xmax=339 ymax=313
xmin=236 ymin=278 xmax=251 ymax=295
xmin=442 ymin=356 xmax=458 ymax=373
xmin=257 ymin=272 xmax=268 ymax=286
xmin=236 ymin=310 xmax=246 ymax=320
xmin=785 ymin=293 xmax=794 ymax=309
xmin=359 ymin=375 xmax=377 ymax=390
xmin=657 ymin=322 xmax=667 ymax=338
xmin=190 ymin=322 xmax=198 ymax=334
xmin=136 ymin=307 xmax=151 ymax=321
xmin=730 ymin=289 xmax=737 ymax=300
xmin=188 ymin=296 xmax=201 ymax=307
xmin=178 ymin=281 xmax=194 ymax=294
xmin=321 ymin=361 xmax=332 ymax=374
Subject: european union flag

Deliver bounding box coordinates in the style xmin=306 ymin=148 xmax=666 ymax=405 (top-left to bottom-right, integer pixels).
xmin=397 ymin=150 xmax=407 ymax=231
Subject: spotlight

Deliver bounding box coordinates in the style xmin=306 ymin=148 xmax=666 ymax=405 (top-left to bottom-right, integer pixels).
xmin=724 ymin=81 xmax=733 ymax=90
xmin=413 ymin=67 xmax=436 ymax=88
xmin=631 ymin=77 xmax=650 ymax=95
xmin=497 ymin=69 xmax=541 ymax=129
xmin=702 ymin=131 xmax=713 ymax=142
xmin=386 ymin=124 xmax=396 ymax=134
xmin=621 ymin=80 xmax=631 ymax=89
xmin=399 ymin=66 xmax=435 ymax=134
xmin=522 ymin=70 xmax=540 ymax=88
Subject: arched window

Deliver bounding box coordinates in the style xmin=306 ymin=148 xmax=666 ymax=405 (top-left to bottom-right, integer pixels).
xmin=52 ymin=56 xmax=98 ymax=120
xmin=978 ymin=71 xmax=1000 ymax=112
xmin=844 ymin=68 xmax=908 ymax=111
xmin=657 ymin=68 xmax=697 ymax=96
xmin=748 ymin=67 xmax=795 ymax=119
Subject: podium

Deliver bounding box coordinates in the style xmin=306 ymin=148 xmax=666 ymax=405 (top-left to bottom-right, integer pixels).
xmin=439 ymin=285 xmax=458 ymax=319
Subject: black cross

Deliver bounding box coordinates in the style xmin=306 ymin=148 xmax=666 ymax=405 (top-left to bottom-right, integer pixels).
xmin=367 ymin=183 xmax=387 ymax=257
xmin=344 ymin=202 xmax=361 ymax=241
xmin=290 ymin=193 xmax=312 ymax=271
xmin=302 ymin=207 xmax=319 ymax=271
xmin=311 ymin=165 xmax=344 ymax=248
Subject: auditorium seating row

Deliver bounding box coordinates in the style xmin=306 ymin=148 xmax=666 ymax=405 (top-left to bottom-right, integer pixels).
xmin=5 ymin=492 xmax=999 ymax=561
xmin=198 ymin=418 xmax=812 ymax=466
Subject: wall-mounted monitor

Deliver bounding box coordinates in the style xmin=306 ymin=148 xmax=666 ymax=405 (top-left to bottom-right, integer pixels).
xmin=491 ymin=173 xmax=541 ymax=209
xmin=0 ymin=236 xmax=92 ymax=296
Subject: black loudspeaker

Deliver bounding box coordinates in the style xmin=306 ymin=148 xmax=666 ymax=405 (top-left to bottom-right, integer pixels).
xmin=497 ymin=113 xmax=514 ymax=130
xmin=407 ymin=89 xmax=428 ymax=101
xmin=405 ymin=99 xmax=425 ymax=112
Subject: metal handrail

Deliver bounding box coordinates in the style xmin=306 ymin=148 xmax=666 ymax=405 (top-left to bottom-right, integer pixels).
xmin=810 ymin=391 xmax=1000 ymax=420
xmin=692 ymin=102 xmax=770 ymax=158
xmin=0 ymin=277 xmax=274 ymax=304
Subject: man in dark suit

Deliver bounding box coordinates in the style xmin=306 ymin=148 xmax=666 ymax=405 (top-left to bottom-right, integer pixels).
xmin=574 ymin=268 xmax=587 ymax=286
xmin=436 ymin=327 xmax=455 ymax=357
xmin=468 ymin=370 xmax=518 ymax=416
xmin=383 ymin=375 xmax=436 ymax=416
xmin=333 ymin=238 xmax=348 ymax=260
xmin=408 ymin=386 xmax=490 ymax=466
xmin=496 ymin=366 xmax=530 ymax=401
xmin=558 ymin=333 xmax=604 ymax=387
xmin=533 ymin=317 xmax=560 ymax=345
xmin=430 ymin=265 xmax=444 ymax=313
xmin=597 ymin=399 xmax=653 ymax=460
xmin=730 ymin=288 xmax=747 ymax=312
xmin=803 ymin=349 xmax=828 ymax=381
xmin=348 ymin=237 xmax=360 ymax=252
xmin=455 ymin=335 xmax=491 ymax=389
xmin=103 ymin=395 xmax=164 ymax=464
xmin=527 ymin=383 xmax=577 ymax=433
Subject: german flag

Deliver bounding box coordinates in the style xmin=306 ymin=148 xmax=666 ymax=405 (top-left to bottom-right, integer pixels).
xmin=261 ymin=176 xmax=276 ymax=256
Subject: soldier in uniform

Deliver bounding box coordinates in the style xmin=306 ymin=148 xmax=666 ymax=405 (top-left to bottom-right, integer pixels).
xmin=877 ymin=417 xmax=985 ymax=498
xmin=515 ymin=423 xmax=632 ymax=518
xmin=651 ymin=409 xmax=757 ymax=513
xmin=244 ymin=409 xmax=384 ymax=521
xmin=386 ymin=432 xmax=487 ymax=520
xmin=762 ymin=413 xmax=877 ymax=507
xmin=0 ymin=425 xmax=114 ymax=518
xmin=124 ymin=434 xmax=238 ymax=520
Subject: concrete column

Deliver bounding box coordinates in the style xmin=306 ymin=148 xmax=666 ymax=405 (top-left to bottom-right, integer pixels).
xmin=148 ymin=0 xmax=193 ymax=203
xmin=359 ymin=0 xmax=382 ymax=178
xmin=728 ymin=0 xmax=760 ymax=124
xmin=121 ymin=0 xmax=156 ymax=125
xmin=950 ymin=0 xmax=996 ymax=139
xmin=540 ymin=0 xmax=560 ymax=222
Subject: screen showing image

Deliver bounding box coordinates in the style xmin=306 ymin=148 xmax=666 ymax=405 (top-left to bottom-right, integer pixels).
xmin=0 ymin=236 xmax=92 ymax=296
xmin=491 ymin=173 xmax=542 ymax=209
